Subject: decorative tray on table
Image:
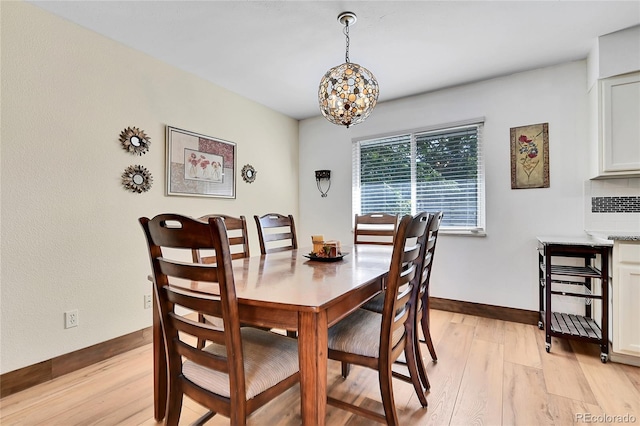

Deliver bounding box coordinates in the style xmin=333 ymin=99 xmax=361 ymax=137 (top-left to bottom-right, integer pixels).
xmin=306 ymin=236 xmax=346 ymax=261
xmin=303 ymin=252 xmax=347 ymax=262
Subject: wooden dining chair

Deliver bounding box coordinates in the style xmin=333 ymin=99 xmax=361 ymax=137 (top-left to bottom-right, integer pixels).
xmin=357 ymin=212 xmax=443 ymax=395
xmin=385 ymin=210 xmax=444 ymax=397
xmin=253 ymin=213 xmax=298 ymax=254
xmin=326 ymin=213 xmax=430 ymax=424
xmin=140 ymin=214 xmax=300 ymax=425
xmin=190 ymin=214 xmax=251 ymax=348
xmin=353 ymin=212 xmax=399 ymax=245
xmin=191 ymin=214 xmax=250 ymax=262
xmin=416 ymin=211 xmax=444 ymax=363
xmin=352 ymin=212 xmax=399 ymax=354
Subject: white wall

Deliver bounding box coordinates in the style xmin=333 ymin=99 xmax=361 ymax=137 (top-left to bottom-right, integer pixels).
xmin=299 ymin=60 xmax=591 ymax=312
xmin=0 ymin=2 xmax=299 ymax=373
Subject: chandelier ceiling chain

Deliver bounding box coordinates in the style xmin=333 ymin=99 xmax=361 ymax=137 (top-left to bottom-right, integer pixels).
xmin=318 ymin=11 xmax=379 ymax=128
xmin=344 ymin=23 xmax=350 ymax=63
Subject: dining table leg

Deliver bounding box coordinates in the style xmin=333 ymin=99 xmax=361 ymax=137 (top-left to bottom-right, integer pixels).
xmin=152 ymin=293 xmax=167 ymax=421
xmin=297 ymin=310 xmax=328 ymax=425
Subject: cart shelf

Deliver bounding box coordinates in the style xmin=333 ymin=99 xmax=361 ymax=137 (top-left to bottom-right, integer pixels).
xmin=540 ymin=263 xmax=602 ymax=278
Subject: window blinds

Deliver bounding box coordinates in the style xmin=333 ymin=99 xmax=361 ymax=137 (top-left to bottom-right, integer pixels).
xmin=353 ymin=122 xmax=484 ymax=232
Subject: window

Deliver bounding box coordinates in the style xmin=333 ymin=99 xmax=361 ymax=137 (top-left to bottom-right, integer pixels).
xmin=352 ymin=120 xmax=485 ymax=234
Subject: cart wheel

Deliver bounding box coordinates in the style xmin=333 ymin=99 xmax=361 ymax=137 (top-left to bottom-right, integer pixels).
xmin=600 ymin=353 xmax=608 ymax=363
xmin=538 ymin=321 xmax=543 ymax=330
xmin=545 ymin=343 xmax=550 ymax=353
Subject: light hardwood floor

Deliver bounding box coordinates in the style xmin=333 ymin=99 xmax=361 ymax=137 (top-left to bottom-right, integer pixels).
xmin=2 ymin=310 xmax=639 ymax=425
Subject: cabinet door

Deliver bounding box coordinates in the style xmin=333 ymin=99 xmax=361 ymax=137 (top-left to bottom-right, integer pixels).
xmin=613 ymin=264 xmax=640 ymax=356
xmin=600 ymin=72 xmax=640 ymax=173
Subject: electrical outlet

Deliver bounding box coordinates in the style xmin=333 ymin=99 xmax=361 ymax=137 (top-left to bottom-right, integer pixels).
xmin=65 ymin=309 xmax=78 ymax=329
xmin=144 ymin=294 xmax=152 ymax=309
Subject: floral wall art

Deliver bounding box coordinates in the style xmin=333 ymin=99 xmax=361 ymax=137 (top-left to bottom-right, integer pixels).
xmin=510 ymin=122 xmax=549 ymax=189
xmin=166 ymin=126 xmax=236 ymax=198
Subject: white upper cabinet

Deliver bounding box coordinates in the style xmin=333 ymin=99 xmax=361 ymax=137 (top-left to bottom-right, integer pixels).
xmin=596 ymin=72 xmax=640 ymax=177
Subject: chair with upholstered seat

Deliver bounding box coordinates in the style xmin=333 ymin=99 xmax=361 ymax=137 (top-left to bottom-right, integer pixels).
xmin=191 ymin=214 xmax=251 ymax=348
xmin=416 ymin=211 xmax=443 ymax=363
xmin=191 ymin=214 xmax=250 ymax=263
xmin=353 ymin=212 xmax=399 ymax=335
xmin=253 ymin=213 xmax=298 ymax=254
xmin=140 ymin=214 xmax=300 ymax=425
xmin=359 ymin=211 xmax=443 ymax=394
xmin=253 ymin=212 xmax=299 ymax=338
xmin=354 ymin=212 xmax=399 ymax=246
xmin=326 ymin=213 xmax=430 ymax=424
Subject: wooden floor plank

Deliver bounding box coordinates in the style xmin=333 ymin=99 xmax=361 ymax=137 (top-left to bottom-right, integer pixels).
xmin=503 ymin=361 xmax=554 ymax=425
xmin=0 ymin=345 xmax=151 ymax=424
xmin=474 ymin=316 xmax=506 ymax=344
xmin=422 ymin=308 xmax=454 ymax=349
xmin=418 ymin=321 xmax=476 ymax=426
xmin=449 ymin=338 xmax=503 ymax=426
xmin=571 ymin=340 xmax=640 ymax=418
xmin=450 ymin=313 xmax=479 ymax=326
xmin=501 ymin=361 xmax=602 ymax=425
xmin=619 ymin=363 xmax=640 ymax=395
xmin=504 ymin=321 xmax=542 ymax=368
xmin=535 ymin=330 xmax=599 ymax=405
xmin=546 ymin=394 xmax=602 ymax=426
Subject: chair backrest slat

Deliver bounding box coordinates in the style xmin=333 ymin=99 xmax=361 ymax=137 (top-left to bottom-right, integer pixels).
xmin=168 ymin=311 xmax=226 ymax=345
xmin=174 ymin=338 xmax=230 ymax=373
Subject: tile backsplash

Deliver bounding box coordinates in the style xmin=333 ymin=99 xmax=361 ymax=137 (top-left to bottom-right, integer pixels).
xmin=591 ymin=196 xmax=640 ymax=213
xmin=584 ymin=178 xmax=640 ymax=232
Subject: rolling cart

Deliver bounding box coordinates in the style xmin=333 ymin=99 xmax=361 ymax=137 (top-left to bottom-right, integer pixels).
xmin=537 ymin=236 xmax=612 ymax=363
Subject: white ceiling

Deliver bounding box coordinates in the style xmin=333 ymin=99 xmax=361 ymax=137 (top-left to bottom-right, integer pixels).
xmin=29 ymin=1 xmax=640 ymax=120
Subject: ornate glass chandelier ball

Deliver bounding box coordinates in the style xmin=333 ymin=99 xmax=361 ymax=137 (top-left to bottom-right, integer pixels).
xmin=318 ymin=62 xmax=379 ymax=128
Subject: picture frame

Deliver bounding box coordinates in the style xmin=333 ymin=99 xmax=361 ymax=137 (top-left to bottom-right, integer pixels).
xmin=510 ymin=122 xmax=550 ymax=189
xmin=166 ymin=126 xmax=236 ymax=198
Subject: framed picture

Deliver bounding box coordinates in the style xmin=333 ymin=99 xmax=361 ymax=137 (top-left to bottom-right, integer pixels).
xmin=510 ymin=122 xmax=549 ymax=189
xmin=166 ymin=126 xmax=236 ymax=198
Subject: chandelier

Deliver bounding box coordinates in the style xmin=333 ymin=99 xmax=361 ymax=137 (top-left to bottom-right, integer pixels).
xmin=318 ymin=12 xmax=379 ymax=128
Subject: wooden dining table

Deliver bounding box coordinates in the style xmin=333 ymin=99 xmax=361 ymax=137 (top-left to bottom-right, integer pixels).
xmin=151 ymin=244 xmax=393 ymax=425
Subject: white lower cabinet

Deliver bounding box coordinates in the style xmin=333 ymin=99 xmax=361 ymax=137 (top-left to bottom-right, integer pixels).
xmin=611 ymin=241 xmax=640 ymax=365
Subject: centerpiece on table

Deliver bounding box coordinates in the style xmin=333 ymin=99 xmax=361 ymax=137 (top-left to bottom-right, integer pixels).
xmin=306 ymin=235 xmax=345 ymax=262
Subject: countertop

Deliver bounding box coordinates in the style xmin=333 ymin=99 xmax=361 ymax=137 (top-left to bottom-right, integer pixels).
xmin=537 ymin=235 xmax=614 ymax=247
xmin=586 ymin=231 xmax=640 ymax=242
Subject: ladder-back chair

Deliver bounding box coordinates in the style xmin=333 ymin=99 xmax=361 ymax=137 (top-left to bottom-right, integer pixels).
xmin=416 ymin=211 xmax=444 ymax=364
xmin=191 ymin=214 xmax=250 ymax=262
xmin=353 ymin=212 xmax=399 ymax=246
xmin=253 ymin=213 xmax=298 ymax=255
xmin=326 ymin=213 xmax=430 ymax=424
xmin=190 ymin=214 xmax=252 ymax=348
xmin=140 ymin=214 xmax=299 ymax=425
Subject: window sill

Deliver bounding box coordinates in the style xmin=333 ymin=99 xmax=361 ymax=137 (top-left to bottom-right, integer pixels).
xmin=440 ymin=229 xmax=486 ymax=237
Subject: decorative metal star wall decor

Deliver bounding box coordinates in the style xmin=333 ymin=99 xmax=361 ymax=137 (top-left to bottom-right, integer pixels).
xmin=119 ymin=126 xmax=151 ymax=156
xmin=122 ymin=164 xmax=153 ymax=193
